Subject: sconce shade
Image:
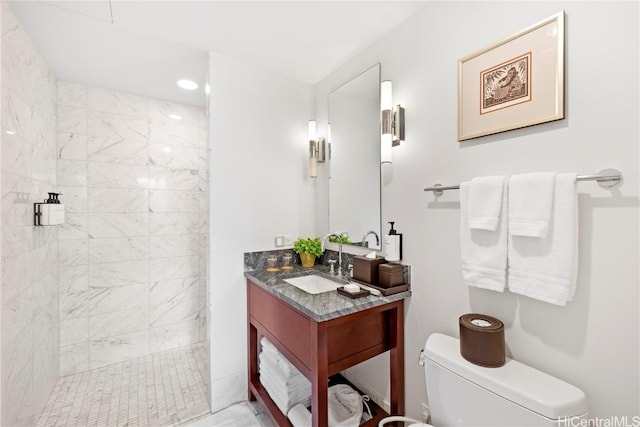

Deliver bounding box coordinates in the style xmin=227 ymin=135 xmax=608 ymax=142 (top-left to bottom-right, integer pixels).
xmin=307 ymin=120 xmax=325 ymax=178
xmin=381 ymin=133 xmax=392 ymax=164
xmin=381 ymin=80 xmax=393 ymax=164
xmin=308 ymin=120 xmax=317 ymax=141
xmin=308 ymin=149 xmax=318 ymax=178
xmin=381 ymin=81 xmax=393 ymax=111
xmin=380 ymin=80 xmax=405 ymax=163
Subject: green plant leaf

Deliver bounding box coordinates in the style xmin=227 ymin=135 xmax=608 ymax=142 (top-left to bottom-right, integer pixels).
xmin=293 ymin=237 xmax=323 ymax=257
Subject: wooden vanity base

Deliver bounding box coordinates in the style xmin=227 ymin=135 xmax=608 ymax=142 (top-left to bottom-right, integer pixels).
xmin=247 ymin=280 xmax=405 ymax=427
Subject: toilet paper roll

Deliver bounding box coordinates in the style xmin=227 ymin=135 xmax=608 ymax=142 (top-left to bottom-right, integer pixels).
xmin=459 ymin=313 xmax=505 ymax=367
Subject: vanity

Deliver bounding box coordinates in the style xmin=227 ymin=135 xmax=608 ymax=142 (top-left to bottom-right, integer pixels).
xmin=246 ymin=265 xmax=410 ymax=426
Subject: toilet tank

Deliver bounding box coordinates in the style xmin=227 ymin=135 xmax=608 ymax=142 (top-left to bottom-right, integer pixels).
xmin=424 ymin=333 xmax=587 ymax=426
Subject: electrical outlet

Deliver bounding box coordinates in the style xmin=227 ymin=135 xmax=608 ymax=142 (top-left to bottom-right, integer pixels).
xmin=421 ymin=402 xmax=430 ymax=423
xmin=275 ymin=235 xmax=294 ymax=248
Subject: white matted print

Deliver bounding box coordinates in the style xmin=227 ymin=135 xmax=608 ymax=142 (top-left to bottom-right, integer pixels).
xmin=458 ymin=12 xmax=564 ymax=141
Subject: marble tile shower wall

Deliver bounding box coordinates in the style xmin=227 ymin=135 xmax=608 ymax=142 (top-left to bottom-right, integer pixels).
xmin=1 ymin=3 xmax=59 ymax=426
xmin=56 ymin=82 xmax=208 ymax=376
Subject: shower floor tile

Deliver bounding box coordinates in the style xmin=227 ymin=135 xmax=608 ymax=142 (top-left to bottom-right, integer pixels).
xmin=37 ymin=342 xmax=209 ymax=427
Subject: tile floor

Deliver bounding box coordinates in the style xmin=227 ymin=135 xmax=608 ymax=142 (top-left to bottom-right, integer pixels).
xmin=36 ymin=342 xmax=209 ymax=427
xmin=184 ymin=402 xmax=273 ymax=427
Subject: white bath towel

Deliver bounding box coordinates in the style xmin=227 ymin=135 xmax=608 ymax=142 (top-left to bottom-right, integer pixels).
xmin=260 ymin=374 xmax=310 ymax=405
xmin=468 ymin=176 xmax=507 ymax=231
xmin=508 ymin=172 xmax=556 ymax=238
xmin=260 ymin=337 xmax=298 ymax=378
xmin=460 ymin=181 xmax=508 ymax=292
xmin=508 ymin=173 xmax=578 ymax=305
xmin=259 ymin=351 xmax=304 ymax=383
xmin=260 ymin=372 xmax=311 ymax=415
xmin=260 ymin=359 xmax=311 ymax=395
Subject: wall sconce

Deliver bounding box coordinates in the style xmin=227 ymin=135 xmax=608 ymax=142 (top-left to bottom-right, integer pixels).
xmin=308 ymin=120 xmax=326 ymax=178
xmin=380 ymin=80 xmax=405 ymax=164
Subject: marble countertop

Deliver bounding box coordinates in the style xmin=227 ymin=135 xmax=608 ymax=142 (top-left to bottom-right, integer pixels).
xmin=245 ymin=265 xmax=411 ymax=322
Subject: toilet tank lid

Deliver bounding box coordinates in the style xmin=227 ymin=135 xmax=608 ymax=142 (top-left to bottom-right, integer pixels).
xmin=425 ymin=333 xmax=587 ymax=420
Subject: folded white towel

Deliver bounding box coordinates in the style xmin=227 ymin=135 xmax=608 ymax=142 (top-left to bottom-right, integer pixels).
xmin=508 ymin=173 xmax=578 ymax=305
xmin=260 ymin=372 xmax=311 ymax=414
xmin=259 ymin=351 xmax=302 ymax=382
xmin=260 ymin=337 xmax=298 ymax=378
xmin=261 ymin=372 xmax=309 ymax=401
xmin=259 ymin=364 xmax=310 ymax=399
xmin=468 ymin=176 xmax=507 ymax=231
xmin=509 ymin=172 xmax=556 ymax=238
xmin=460 ymin=181 xmax=508 ymax=291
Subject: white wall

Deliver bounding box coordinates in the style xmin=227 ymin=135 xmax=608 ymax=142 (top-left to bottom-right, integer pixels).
xmin=315 ymin=1 xmax=639 ymax=419
xmin=207 ymin=52 xmax=314 ymax=412
xmin=55 ymin=82 xmax=208 ymax=376
xmin=1 ymin=3 xmax=59 ymax=425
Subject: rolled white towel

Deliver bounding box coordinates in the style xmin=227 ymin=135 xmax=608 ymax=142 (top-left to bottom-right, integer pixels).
xmin=287 ymin=403 xmax=312 ymax=427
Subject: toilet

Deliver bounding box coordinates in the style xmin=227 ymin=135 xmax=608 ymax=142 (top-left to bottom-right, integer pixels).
xmin=380 ymin=333 xmax=588 ymax=426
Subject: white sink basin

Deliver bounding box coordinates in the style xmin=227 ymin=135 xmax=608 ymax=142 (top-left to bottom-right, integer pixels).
xmin=283 ymin=274 xmax=342 ymax=294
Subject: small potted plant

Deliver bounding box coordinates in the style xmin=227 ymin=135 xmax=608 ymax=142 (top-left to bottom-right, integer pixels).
xmin=293 ymin=237 xmax=323 ymax=268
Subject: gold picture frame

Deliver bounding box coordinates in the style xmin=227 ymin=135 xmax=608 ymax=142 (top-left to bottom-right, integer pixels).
xmin=458 ymin=11 xmax=565 ymax=141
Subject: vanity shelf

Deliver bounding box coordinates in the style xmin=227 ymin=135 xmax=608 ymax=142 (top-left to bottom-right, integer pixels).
xmin=247 ymin=279 xmax=405 ymax=426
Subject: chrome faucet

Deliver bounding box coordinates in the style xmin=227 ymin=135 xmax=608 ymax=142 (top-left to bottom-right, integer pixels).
xmin=322 ymin=233 xmax=343 ymax=277
xmin=361 ymin=230 xmax=380 ymax=248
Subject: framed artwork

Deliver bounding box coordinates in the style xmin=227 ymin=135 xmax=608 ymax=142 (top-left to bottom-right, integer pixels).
xmin=458 ymin=11 xmax=565 ymax=141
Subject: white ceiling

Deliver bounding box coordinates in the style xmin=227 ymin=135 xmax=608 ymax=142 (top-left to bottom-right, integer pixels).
xmin=8 ymin=1 xmax=426 ymax=107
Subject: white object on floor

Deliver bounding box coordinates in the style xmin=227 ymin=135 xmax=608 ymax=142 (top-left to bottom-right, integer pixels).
xmin=508 ymin=172 xmax=556 ymax=238
xmin=286 ymin=384 xmax=363 ymax=427
xmin=468 ymin=175 xmax=507 ymax=231
xmin=508 ymin=173 xmax=578 ymax=305
xmin=460 ymin=181 xmax=508 ymax=292
xmin=186 ymin=402 xmax=272 ymax=427
xmin=378 ymin=416 xmax=429 ymax=427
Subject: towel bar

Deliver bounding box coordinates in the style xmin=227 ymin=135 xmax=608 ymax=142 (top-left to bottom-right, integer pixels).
xmin=424 ymin=168 xmax=623 ymax=196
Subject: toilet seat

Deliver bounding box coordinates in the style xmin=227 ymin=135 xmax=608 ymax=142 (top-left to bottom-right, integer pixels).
xmin=378 ymin=415 xmax=432 ymax=427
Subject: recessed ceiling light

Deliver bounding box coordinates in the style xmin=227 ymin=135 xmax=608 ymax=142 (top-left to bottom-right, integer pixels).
xmin=5 ymin=130 xmax=16 ymax=136
xmin=168 ymin=114 xmax=182 ymax=120
xmin=177 ymin=79 xmax=199 ymax=90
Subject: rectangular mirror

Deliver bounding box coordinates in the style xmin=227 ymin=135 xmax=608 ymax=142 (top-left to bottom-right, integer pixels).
xmin=328 ymin=64 xmax=381 ymax=249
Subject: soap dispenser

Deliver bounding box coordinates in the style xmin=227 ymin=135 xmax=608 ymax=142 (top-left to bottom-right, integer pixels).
xmin=384 ymin=221 xmax=402 ymax=262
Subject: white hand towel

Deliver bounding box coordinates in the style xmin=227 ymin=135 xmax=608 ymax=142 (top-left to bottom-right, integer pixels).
xmin=460 ymin=181 xmax=508 ymax=291
xmin=508 ymin=173 xmax=578 ymax=305
xmin=508 ymin=172 xmax=556 ymax=238
xmin=468 ymin=176 xmax=507 ymax=231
